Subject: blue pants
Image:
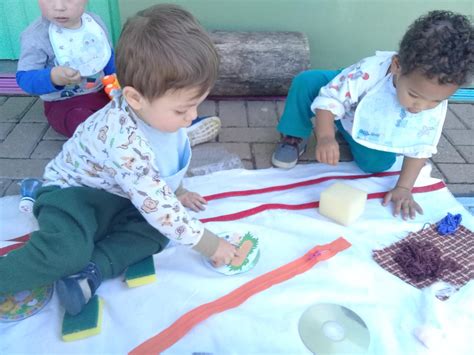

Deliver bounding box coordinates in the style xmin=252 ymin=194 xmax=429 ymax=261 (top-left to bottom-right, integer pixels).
xmin=277 ymin=70 xmax=396 ymax=173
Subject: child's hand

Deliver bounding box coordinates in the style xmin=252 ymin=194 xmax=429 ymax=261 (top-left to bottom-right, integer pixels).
xmin=51 ymin=66 xmax=81 ymax=86
xmin=177 ymin=191 xmax=207 ymax=212
xmin=210 ymin=238 xmax=238 ymax=267
xmin=316 ymin=136 xmax=340 ymax=165
xmin=382 ymin=186 xmax=423 ymax=220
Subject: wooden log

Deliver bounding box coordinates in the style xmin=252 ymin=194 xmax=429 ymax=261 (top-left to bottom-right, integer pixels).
xmin=209 ymin=31 xmax=310 ymax=96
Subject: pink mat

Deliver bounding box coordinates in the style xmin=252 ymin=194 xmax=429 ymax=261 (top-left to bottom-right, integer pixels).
xmin=0 ymin=73 xmax=27 ymax=95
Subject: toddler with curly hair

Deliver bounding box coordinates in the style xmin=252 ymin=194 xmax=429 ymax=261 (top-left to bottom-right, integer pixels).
xmin=272 ymin=10 xmax=473 ymax=219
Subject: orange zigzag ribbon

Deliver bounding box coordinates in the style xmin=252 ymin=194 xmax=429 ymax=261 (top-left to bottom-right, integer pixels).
xmin=129 ymin=237 xmax=351 ymax=354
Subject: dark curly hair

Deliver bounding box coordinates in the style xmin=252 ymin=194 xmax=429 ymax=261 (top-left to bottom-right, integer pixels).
xmin=398 ymin=10 xmax=474 ymax=85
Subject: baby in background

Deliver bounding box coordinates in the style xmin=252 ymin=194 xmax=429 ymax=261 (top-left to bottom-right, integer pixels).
xmin=1 ymin=4 xmax=237 ymax=317
xmin=16 ymin=0 xmax=222 ymax=144
xmin=16 ymin=0 xmax=115 ymax=137
xmin=272 ymin=10 xmax=474 ymax=219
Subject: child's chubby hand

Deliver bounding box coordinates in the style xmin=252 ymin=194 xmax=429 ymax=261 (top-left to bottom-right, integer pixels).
xmin=51 ymin=66 xmax=82 ymax=86
xmin=210 ymin=238 xmax=238 ymax=268
xmin=177 ymin=190 xmax=207 ymax=212
xmin=316 ymin=136 xmax=340 ymax=165
xmin=382 ymin=186 xmax=423 ymax=220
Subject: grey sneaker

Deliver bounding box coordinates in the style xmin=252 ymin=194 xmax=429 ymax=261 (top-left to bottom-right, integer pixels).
xmin=271 ymin=135 xmax=308 ymax=169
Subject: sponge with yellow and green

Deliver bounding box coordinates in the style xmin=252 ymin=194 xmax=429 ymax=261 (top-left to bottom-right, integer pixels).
xmin=125 ymin=256 xmax=157 ymax=288
xmin=61 ymin=295 xmax=103 ymax=341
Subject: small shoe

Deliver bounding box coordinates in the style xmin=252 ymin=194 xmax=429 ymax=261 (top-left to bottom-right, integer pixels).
xmin=187 ymin=116 xmax=221 ymax=147
xmin=271 ymin=135 xmax=308 ymax=169
xmin=55 ymin=262 xmax=102 ymax=316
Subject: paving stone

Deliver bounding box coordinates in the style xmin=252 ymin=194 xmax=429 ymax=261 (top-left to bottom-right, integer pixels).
xmin=444 ymin=107 xmax=466 ymax=129
xmin=0 ymin=123 xmax=48 ymax=158
xmin=0 ymin=178 xmax=12 ymax=196
xmin=4 ymin=179 xmax=21 ymax=196
xmin=252 ymin=143 xmax=274 ymax=169
xmin=22 ymin=99 xmax=47 ymax=123
xmin=193 ymin=142 xmax=251 ymax=160
xmin=219 ymin=127 xmax=280 ymax=143
xmin=219 ymin=101 xmax=248 ymax=127
xmin=43 ymin=126 xmax=67 ymax=140
xmin=0 ymin=123 xmax=14 ymax=140
xmin=457 ymin=146 xmax=474 ymax=163
xmin=241 ymin=159 xmax=254 ymax=169
xmin=0 ymin=159 xmax=49 ymax=179
xmin=431 ymin=135 xmax=465 ymax=163
xmin=0 ymin=96 xmax=7 ymax=105
xmin=437 ymin=163 xmax=474 ymax=184
xmin=428 ymin=161 xmax=445 ymax=180
xmin=31 ymin=140 xmax=64 ymax=159
xmin=450 ymin=104 xmax=473 ymax=129
xmin=0 ymin=97 xmax=35 ymax=122
xmin=443 ymin=130 xmax=474 ymax=146
xmin=197 ymin=100 xmax=217 ymax=117
xmin=300 ymin=136 xmax=316 ymax=161
xmin=247 ymin=101 xmax=278 ymax=127
xmin=446 ymin=184 xmax=474 ymax=197
xmin=276 ymin=100 xmax=286 ymax=119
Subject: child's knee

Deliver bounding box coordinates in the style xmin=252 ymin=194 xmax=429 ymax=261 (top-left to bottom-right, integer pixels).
xmin=51 ymin=247 xmax=92 ymax=278
xmin=291 ymin=70 xmax=322 ymax=90
xmin=291 ymin=70 xmax=336 ymax=98
xmin=355 ymin=154 xmax=396 ymax=173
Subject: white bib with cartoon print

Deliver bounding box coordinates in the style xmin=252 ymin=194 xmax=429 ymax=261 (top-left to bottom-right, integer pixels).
xmin=49 ymin=13 xmax=111 ymax=77
xmin=352 ymin=73 xmax=447 ymax=157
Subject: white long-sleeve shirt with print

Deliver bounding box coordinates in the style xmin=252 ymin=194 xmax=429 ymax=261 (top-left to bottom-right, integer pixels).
xmin=310 ymin=51 xmax=447 ymax=158
xmin=311 ymin=51 xmax=394 ymax=134
xmin=43 ymin=94 xmax=205 ymax=248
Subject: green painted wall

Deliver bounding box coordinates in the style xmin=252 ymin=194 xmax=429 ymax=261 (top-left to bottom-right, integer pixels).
xmin=119 ymin=0 xmax=473 ymax=70
xmin=2 ymin=0 xmax=472 ymax=69
xmin=0 ymin=0 xmax=121 ymax=60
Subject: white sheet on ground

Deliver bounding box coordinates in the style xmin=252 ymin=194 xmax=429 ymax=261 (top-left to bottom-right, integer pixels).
xmin=1 ymin=159 xmax=473 ymax=355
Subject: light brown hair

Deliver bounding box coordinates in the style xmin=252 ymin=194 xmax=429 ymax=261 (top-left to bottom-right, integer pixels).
xmin=116 ymin=4 xmax=219 ymax=100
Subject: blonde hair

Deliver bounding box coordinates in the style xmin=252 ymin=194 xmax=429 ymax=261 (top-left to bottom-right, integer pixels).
xmin=116 ymin=4 xmax=219 ymax=100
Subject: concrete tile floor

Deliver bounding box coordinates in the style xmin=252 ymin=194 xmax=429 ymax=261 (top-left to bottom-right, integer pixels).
xmin=0 ymin=95 xmax=473 ymax=197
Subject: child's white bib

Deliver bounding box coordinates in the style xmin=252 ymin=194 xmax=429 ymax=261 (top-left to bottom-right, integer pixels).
xmin=352 ymin=74 xmax=447 ymax=157
xmin=49 ymin=13 xmax=111 ymax=77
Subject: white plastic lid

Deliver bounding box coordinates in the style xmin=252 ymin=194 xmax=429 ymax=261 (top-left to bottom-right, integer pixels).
xmin=19 ymin=198 xmax=34 ymax=213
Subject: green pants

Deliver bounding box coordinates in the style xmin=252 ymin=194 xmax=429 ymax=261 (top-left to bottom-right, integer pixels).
xmin=0 ymin=186 xmax=169 ymax=294
xmin=277 ymin=69 xmax=396 ymax=173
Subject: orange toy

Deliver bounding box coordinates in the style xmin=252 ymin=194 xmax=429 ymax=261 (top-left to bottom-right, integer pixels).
xmin=101 ymin=74 xmax=120 ymax=99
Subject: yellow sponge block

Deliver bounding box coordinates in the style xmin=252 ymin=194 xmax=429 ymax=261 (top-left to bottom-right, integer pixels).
xmin=319 ymin=182 xmax=367 ymax=226
xmin=125 ymin=256 xmax=157 ymax=288
xmin=61 ymin=296 xmax=103 ymax=342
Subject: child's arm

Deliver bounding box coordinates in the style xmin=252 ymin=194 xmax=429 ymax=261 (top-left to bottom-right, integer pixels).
xmin=16 ymin=69 xmax=62 ymax=95
xmin=16 ymin=67 xmax=81 ymax=95
xmin=174 ymin=185 xmax=238 ymax=266
xmin=205 ymin=235 xmax=238 ymax=267
xmin=311 ymin=55 xmax=389 ymax=166
xmin=315 ymin=109 xmax=339 ymax=165
xmin=103 ymin=48 xmax=116 ymax=76
xmin=107 ymin=125 xmax=236 ymax=264
xmin=192 ymin=228 xmax=237 ymax=267
xmin=175 ymin=183 xmax=207 ymax=212
xmin=382 ymin=157 xmax=425 ymax=219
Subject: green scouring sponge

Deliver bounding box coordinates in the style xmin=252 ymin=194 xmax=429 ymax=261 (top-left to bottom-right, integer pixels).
xmin=125 ymin=256 xmax=157 ymax=288
xmin=61 ymin=295 xmax=103 ymax=341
